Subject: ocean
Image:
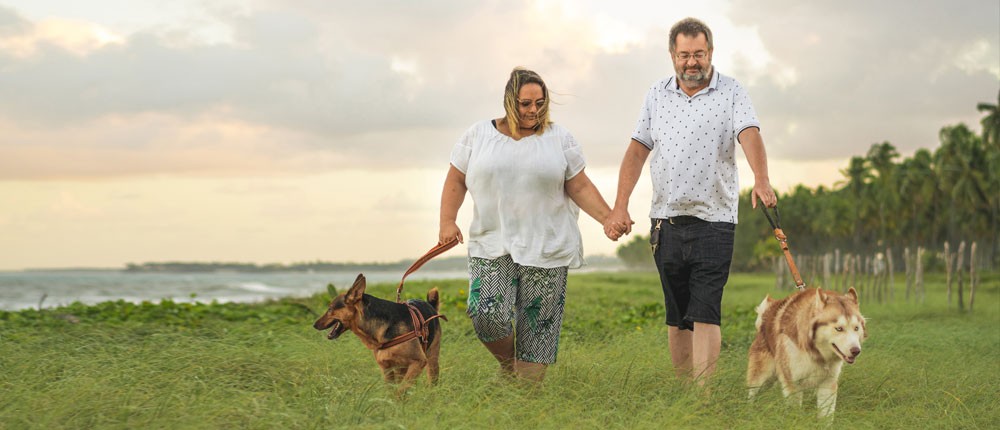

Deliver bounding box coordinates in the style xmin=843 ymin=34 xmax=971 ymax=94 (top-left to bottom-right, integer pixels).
xmin=0 ymin=270 xmax=469 ymax=312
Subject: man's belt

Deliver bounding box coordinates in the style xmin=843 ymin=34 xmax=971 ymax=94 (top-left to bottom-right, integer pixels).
xmin=665 ymin=215 xmax=704 ymax=225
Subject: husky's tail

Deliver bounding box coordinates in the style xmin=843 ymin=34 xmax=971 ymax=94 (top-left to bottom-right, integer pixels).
xmin=754 ymin=296 xmax=772 ymax=330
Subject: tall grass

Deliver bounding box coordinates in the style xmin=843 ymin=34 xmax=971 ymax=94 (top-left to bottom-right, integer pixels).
xmin=1 ymin=272 xmax=997 ymax=429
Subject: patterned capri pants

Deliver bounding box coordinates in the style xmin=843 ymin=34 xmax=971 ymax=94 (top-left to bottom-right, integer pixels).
xmin=466 ymin=255 xmax=568 ymax=364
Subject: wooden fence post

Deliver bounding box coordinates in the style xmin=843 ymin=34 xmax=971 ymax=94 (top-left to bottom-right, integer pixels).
xmin=887 ymin=247 xmax=894 ymax=302
xmin=823 ymin=253 xmax=832 ymax=290
xmin=904 ymin=247 xmax=912 ymax=302
xmin=841 ymin=253 xmax=849 ymax=290
xmin=810 ymin=255 xmax=818 ymax=287
xmin=916 ymin=247 xmax=925 ymax=303
xmin=854 ymin=254 xmax=862 ymax=298
xmin=944 ymin=241 xmax=953 ymax=305
xmin=863 ymin=255 xmax=871 ymax=302
xmin=835 ymin=249 xmax=841 ymax=290
xmin=876 ymin=252 xmax=885 ymax=303
xmin=956 ymin=241 xmax=966 ymax=311
xmin=970 ymin=242 xmax=978 ymax=312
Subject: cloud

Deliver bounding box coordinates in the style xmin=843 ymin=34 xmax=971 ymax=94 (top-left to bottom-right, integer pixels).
xmin=0 ymin=1 xmax=627 ymax=178
xmin=727 ymin=0 xmax=1000 ymax=159
xmin=0 ymin=1 xmax=996 ymax=182
xmin=1 ymin=0 xmax=997 ymax=270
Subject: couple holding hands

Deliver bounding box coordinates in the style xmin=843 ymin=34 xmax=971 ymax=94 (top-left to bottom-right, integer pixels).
xmin=438 ymin=18 xmax=778 ymax=384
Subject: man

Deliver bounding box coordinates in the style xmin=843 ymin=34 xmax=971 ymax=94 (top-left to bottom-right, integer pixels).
xmin=604 ymin=17 xmax=777 ymax=386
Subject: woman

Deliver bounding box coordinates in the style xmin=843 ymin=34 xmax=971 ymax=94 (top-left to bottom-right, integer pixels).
xmin=439 ymin=67 xmax=613 ymax=382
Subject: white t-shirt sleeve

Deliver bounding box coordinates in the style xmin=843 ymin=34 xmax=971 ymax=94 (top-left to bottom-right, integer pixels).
xmin=450 ymin=123 xmax=478 ymax=173
xmin=631 ymin=84 xmax=657 ymax=150
xmin=562 ymin=129 xmax=586 ymax=180
xmin=731 ymin=82 xmax=761 ymax=141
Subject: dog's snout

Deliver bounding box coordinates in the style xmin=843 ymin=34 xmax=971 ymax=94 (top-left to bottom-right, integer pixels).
xmin=850 ymin=346 xmax=861 ymax=357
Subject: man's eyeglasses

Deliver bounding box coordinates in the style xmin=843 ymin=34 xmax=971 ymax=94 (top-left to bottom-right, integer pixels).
xmin=517 ymin=99 xmax=545 ymax=110
xmin=675 ymin=51 xmax=708 ymax=61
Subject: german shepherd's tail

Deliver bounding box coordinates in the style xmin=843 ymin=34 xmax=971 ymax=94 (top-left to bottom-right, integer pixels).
xmin=427 ymin=288 xmax=441 ymax=312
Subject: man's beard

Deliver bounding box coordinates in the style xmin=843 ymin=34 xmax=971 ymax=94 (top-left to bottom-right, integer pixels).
xmin=678 ymin=64 xmax=712 ymax=88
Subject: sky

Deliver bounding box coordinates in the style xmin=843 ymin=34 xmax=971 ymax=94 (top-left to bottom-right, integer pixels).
xmin=0 ymin=0 xmax=997 ymax=271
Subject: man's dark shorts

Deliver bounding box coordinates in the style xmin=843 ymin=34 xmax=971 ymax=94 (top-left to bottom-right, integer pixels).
xmin=650 ymin=216 xmax=735 ymax=331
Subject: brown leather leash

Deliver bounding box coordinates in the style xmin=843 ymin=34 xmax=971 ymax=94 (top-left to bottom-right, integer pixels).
xmin=378 ymin=238 xmax=458 ymax=351
xmin=395 ymin=238 xmax=459 ymax=302
xmin=760 ymin=204 xmax=806 ymax=290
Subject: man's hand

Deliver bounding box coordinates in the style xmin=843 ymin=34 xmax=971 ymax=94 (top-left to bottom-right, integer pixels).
xmin=603 ymin=207 xmax=634 ymax=241
xmin=751 ymin=180 xmax=777 ymax=208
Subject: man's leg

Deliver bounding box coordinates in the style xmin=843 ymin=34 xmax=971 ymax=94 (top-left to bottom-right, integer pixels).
xmin=686 ymin=221 xmax=733 ymax=387
xmin=691 ymin=322 xmax=721 ymax=386
xmin=656 ymin=221 xmax=694 ymax=383
xmin=668 ymin=326 xmax=692 ymax=380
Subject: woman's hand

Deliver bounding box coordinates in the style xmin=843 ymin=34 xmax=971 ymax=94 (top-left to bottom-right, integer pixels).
xmin=439 ymin=221 xmax=464 ymax=245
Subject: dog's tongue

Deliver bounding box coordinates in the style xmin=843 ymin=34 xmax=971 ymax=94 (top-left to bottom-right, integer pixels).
xmin=845 ymin=355 xmax=856 ymax=364
xmin=327 ymin=321 xmax=342 ymax=340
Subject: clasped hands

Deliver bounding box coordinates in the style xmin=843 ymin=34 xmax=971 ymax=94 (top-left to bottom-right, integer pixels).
xmin=603 ymin=208 xmax=634 ymax=241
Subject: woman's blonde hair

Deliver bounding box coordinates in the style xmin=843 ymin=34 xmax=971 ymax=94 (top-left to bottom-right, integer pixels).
xmin=503 ymin=67 xmax=550 ymax=138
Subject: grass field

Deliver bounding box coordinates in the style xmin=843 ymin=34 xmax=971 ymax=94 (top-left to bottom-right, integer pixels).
xmin=1 ymin=271 xmax=998 ymax=429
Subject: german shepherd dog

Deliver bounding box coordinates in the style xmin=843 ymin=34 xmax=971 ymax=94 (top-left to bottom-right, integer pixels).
xmin=313 ymin=274 xmax=444 ymax=392
xmin=747 ymin=287 xmax=867 ymax=419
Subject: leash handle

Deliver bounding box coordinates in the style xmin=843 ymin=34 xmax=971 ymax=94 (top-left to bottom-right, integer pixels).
xmin=760 ymin=202 xmax=781 ymax=230
xmin=395 ymin=238 xmax=459 ymax=302
xmin=760 ymin=204 xmax=806 ymax=290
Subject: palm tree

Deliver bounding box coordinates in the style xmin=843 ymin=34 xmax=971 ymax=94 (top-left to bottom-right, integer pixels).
xmin=898 ymin=149 xmax=938 ymax=248
xmin=935 ymin=125 xmax=989 ymax=243
xmin=838 ymin=156 xmax=873 ymax=250
xmin=975 ymin=91 xmax=1000 ymax=264
xmin=866 ymin=142 xmax=900 ymax=246
xmin=976 ymin=90 xmax=999 ymax=150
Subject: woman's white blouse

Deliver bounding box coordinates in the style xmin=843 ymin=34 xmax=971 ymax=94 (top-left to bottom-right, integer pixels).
xmin=450 ymin=120 xmax=586 ymax=269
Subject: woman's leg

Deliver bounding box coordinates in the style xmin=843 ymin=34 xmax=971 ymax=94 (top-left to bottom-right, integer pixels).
xmin=512 ymin=265 xmax=568 ymax=381
xmin=467 ymin=256 xmax=519 ymax=375
xmin=483 ymin=336 xmax=515 ymax=374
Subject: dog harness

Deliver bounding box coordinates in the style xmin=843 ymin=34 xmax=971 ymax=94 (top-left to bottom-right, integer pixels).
xmin=378 ymin=303 xmax=447 ymax=351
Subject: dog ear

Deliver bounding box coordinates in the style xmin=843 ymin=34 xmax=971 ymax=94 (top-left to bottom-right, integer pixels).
xmin=846 ymin=287 xmax=859 ymax=304
xmin=345 ymin=273 xmax=366 ymax=305
xmin=814 ymin=288 xmax=826 ymax=309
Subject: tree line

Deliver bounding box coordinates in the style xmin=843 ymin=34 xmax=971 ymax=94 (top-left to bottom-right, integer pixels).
xmin=123 ymin=257 xmax=469 ymax=273
xmin=619 ymin=92 xmax=1000 ymax=271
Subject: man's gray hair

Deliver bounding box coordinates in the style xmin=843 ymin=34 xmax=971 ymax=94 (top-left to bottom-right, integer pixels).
xmin=669 ymin=17 xmax=713 ymax=53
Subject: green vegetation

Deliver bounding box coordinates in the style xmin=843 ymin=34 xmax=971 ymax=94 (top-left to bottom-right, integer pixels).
xmin=123 ymin=257 xmax=470 ymax=274
xmin=123 ymin=256 xmax=625 ymax=274
xmin=2 ymin=272 xmax=997 ymax=429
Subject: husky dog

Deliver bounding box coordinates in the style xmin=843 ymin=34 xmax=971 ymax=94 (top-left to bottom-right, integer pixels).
xmin=747 ymin=287 xmax=867 ymax=419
